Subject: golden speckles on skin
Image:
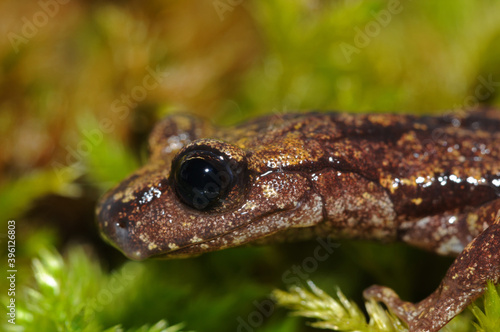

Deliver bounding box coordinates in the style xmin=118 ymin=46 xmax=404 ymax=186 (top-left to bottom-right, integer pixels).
xmin=361 ymin=191 xmax=374 ymax=201
xmin=413 ymin=122 xmax=428 ymax=131
xmin=185 ymin=138 xmax=247 ymax=163
xmin=397 ymin=131 xmax=419 ymax=146
xmin=112 ymin=191 xmax=124 ymax=201
xmin=378 ymin=175 xmax=394 ymax=193
xmin=398 ymin=177 xmax=417 ymax=187
xmin=190 ymin=236 xmax=203 ymax=243
xmin=116 ymin=187 xmax=136 ymax=203
xmin=412 ymin=198 xmax=423 ymax=205
xmin=139 ymin=233 xmax=149 ymax=244
xmin=148 ymin=242 xmax=158 ymax=250
xmin=168 ymin=243 xmax=180 ymax=250
xmin=262 ymin=183 xmax=279 ymax=198
xmin=200 ymin=244 xmax=209 ymax=249
xmin=366 ymin=114 xmax=397 ymax=127
xmin=242 ymin=201 xmax=258 ymax=210
xmin=466 ymin=266 xmax=476 ymax=274
xmin=248 ymin=134 xmax=323 ymax=170
xmin=276 ymin=202 xmax=287 ymax=209
xmin=466 ymin=213 xmax=479 ymax=234
xmin=379 ymin=175 xmax=402 ymax=194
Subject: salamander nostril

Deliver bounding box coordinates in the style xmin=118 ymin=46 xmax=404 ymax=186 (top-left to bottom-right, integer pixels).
xmin=116 ymin=219 xmax=127 ymax=229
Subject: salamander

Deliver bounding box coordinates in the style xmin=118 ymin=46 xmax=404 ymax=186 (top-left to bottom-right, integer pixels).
xmin=96 ymin=109 xmax=500 ymax=332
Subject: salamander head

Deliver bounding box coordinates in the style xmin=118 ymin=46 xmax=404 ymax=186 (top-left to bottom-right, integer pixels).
xmin=96 ymin=114 xmax=322 ymax=260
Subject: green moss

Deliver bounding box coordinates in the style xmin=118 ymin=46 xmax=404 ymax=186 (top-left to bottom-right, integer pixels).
xmin=274 ymin=281 xmax=500 ymax=332
xmin=5 ymin=245 xmax=497 ymax=332
xmin=470 ymin=281 xmax=500 ymax=332
xmin=273 ymin=281 xmax=407 ymax=332
xmin=2 ymin=246 xmax=186 ymax=332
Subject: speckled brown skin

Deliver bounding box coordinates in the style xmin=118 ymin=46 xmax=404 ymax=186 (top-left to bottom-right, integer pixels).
xmin=97 ymin=109 xmax=500 ymax=332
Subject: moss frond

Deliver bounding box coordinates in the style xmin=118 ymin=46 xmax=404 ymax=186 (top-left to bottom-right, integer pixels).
xmin=273 ymin=280 xmax=500 ymax=332
xmin=470 ymin=281 xmax=500 ymax=332
xmin=2 ymin=247 xmax=188 ymax=332
xmin=272 ymin=281 xmax=407 ymax=332
xmin=102 ymin=320 xmax=187 ymax=332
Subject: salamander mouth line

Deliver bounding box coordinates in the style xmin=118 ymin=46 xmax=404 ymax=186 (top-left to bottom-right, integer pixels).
xmin=152 ymin=201 xmax=309 ymax=258
xmin=151 ymin=175 xmax=328 ymax=258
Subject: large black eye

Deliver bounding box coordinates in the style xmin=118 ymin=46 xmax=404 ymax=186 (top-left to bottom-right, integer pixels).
xmin=173 ymin=151 xmax=235 ymax=210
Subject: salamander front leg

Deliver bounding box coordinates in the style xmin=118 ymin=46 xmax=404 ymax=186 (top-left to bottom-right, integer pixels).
xmin=364 ymin=212 xmax=500 ymax=332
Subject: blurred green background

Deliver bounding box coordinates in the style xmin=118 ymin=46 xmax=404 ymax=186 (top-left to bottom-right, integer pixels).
xmin=1 ymin=0 xmax=500 ymax=331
